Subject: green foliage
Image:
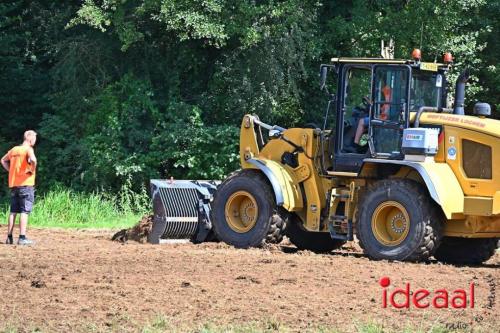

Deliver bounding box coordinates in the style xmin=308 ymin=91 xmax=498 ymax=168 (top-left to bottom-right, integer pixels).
xmin=68 ymin=0 xmax=111 ymax=32
xmin=83 ymin=74 xmax=158 ymax=189
xmin=150 ymin=101 xmax=240 ymax=179
xmin=474 ymin=1 xmax=500 ymax=113
xmin=70 ymin=74 xmax=239 ymax=189
xmin=156 ymin=0 xmax=228 ymax=46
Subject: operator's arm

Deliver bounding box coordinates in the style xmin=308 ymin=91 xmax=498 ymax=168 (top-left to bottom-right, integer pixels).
xmin=27 ymin=148 xmax=37 ymax=170
xmin=1 ymin=152 xmax=10 ymax=172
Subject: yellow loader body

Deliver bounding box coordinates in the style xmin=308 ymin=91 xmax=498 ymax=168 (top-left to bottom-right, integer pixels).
xmin=239 ymin=113 xmax=500 ymax=238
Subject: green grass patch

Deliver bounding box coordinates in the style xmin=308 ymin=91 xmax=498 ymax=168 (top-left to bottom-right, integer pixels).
xmin=2 ymin=311 xmax=491 ymax=333
xmin=0 ymin=317 xmax=458 ymax=333
xmin=0 ymin=187 xmax=148 ymax=229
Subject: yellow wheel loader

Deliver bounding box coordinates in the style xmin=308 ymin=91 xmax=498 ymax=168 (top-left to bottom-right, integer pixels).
xmin=151 ymin=51 xmax=499 ymax=264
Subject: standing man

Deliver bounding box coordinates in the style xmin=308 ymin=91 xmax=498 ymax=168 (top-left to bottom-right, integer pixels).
xmin=1 ymin=130 xmax=37 ymax=245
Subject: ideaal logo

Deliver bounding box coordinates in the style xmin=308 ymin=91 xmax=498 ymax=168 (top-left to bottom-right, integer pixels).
xmin=379 ymin=277 xmax=474 ymax=309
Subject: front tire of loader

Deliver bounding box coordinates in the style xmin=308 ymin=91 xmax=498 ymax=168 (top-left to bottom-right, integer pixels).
xmin=285 ymin=214 xmax=345 ymax=253
xmin=434 ymin=237 xmax=498 ymax=265
xmin=211 ymin=170 xmax=286 ymax=248
xmin=356 ymin=179 xmax=442 ymax=262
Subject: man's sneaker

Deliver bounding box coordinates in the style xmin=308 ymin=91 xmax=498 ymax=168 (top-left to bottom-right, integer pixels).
xmin=5 ymin=237 xmax=13 ymax=245
xmin=17 ymin=238 xmax=34 ymax=246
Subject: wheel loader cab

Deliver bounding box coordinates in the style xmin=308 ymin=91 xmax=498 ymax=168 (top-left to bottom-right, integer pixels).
xmin=330 ymin=60 xmax=447 ymax=173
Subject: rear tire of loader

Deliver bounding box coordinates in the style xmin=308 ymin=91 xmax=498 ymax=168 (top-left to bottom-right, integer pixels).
xmin=211 ymin=170 xmax=286 ymax=248
xmin=434 ymin=237 xmax=498 ymax=265
xmin=356 ymin=179 xmax=442 ymax=262
xmin=285 ymin=214 xmax=345 ymax=253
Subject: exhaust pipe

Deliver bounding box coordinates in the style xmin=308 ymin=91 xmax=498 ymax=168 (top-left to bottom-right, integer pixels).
xmin=453 ymin=69 xmax=470 ymax=115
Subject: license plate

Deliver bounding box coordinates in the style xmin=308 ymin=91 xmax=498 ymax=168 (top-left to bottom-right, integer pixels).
xmin=420 ymin=62 xmax=438 ymax=72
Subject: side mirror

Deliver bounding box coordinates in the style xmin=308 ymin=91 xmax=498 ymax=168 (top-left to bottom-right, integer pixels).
xmin=320 ymin=65 xmax=328 ymax=90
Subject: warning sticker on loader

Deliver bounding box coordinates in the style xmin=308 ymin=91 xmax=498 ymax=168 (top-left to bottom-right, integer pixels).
xmin=447 ymin=147 xmax=457 ymax=160
xmin=405 ymin=133 xmax=423 ymax=141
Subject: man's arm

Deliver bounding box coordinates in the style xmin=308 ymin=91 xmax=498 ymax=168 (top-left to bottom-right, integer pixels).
xmin=1 ymin=152 xmax=10 ymax=172
xmin=27 ymin=148 xmax=37 ymax=170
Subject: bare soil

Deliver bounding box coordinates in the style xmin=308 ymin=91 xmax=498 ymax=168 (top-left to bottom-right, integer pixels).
xmin=0 ymin=226 xmax=498 ymax=332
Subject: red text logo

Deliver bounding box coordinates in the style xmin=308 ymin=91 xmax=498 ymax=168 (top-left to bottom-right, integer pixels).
xmin=380 ymin=277 xmax=474 ymax=309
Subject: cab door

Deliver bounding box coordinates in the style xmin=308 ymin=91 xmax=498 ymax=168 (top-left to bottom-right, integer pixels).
xmin=333 ymin=64 xmax=372 ymax=172
xmin=369 ymin=65 xmax=411 ymax=158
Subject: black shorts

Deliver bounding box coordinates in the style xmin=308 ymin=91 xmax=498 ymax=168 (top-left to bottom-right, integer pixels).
xmin=10 ymin=186 xmax=35 ymax=214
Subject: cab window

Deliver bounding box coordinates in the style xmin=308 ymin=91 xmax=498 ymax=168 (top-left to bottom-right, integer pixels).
xmin=370 ymin=66 xmax=410 ymax=156
xmin=341 ymin=66 xmax=371 ymax=152
xmin=410 ymin=72 xmax=442 ymax=111
xmin=373 ymin=66 xmax=409 ymax=122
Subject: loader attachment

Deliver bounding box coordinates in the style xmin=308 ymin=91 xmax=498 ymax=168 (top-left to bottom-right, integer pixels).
xmin=149 ymin=179 xmax=219 ymax=244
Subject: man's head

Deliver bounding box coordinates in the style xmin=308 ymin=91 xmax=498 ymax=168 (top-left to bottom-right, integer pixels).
xmin=23 ymin=130 xmax=37 ymax=147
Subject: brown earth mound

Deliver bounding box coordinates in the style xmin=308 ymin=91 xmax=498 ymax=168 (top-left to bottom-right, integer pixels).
xmin=111 ymin=214 xmax=153 ymax=243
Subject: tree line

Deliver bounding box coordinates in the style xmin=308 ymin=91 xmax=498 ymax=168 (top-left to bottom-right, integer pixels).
xmin=0 ymin=0 xmax=498 ymax=195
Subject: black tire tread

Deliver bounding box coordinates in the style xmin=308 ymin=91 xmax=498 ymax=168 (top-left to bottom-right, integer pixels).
xmin=434 ymin=237 xmax=498 ymax=265
xmin=211 ymin=169 xmax=286 ymax=247
xmin=356 ymin=179 xmax=443 ymax=262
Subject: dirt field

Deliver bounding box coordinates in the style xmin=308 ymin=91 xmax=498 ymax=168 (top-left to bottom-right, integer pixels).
xmin=0 ymin=227 xmax=498 ymax=333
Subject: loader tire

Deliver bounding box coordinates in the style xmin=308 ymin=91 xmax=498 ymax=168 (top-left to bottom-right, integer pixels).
xmin=434 ymin=237 xmax=498 ymax=265
xmin=356 ymin=179 xmax=442 ymax=262
xmin=211 ymin=170 xmax=286 ymax=248
xmin=285 ymin=214 xmax=345 ymax=253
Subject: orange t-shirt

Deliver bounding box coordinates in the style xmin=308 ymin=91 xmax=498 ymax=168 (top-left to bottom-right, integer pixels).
xmin=7 ymin=145 xmax=36 ymax=188
xmin=380 ymin=85 xmax=392 ymax=119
